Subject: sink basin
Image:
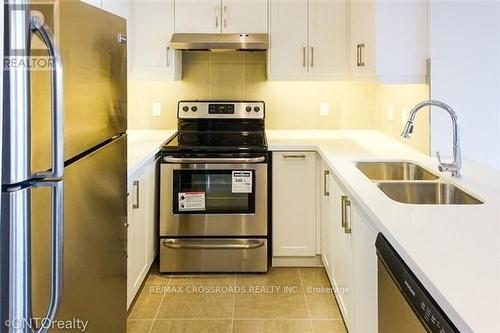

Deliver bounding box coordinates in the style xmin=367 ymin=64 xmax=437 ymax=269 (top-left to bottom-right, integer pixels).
xmin=377 ymin=182 xmax=483 ymax=205
xmin=356 ymin=162 xmax=438 ymax=181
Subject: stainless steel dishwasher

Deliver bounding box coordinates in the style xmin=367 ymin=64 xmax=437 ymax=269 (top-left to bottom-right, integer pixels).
xmin=376 ymin=234 xmax=459 ymax=333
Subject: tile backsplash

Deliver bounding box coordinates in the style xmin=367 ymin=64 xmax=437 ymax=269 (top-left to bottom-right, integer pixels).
xmin=128 ymin=51 xmax=429 ymax=153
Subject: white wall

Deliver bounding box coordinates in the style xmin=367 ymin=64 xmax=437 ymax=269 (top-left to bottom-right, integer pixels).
xmin=430 ymin=1 xmax=500 ymax=170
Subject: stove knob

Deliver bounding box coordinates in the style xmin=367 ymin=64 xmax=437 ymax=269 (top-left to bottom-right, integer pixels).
xmin=254 ymin=106 xmax=261 ymax=112
xmin=245 ymin=106 xmax=252 ymax=112
xmin=191 ymin=106 xmax=198 ymax=112
xmin=182 ymin=106 xmax=189 ymax=112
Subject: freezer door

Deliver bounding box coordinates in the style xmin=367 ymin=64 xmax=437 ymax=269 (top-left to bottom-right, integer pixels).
xmin=30 ymin=0 xmax=127 ymax=173
xmin=31 ymin=136 xmax=127 ymax=332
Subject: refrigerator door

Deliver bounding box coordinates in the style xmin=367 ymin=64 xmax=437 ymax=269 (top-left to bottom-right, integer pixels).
xmin=31 ymin=135 xmax=127 ymax=332
xmin=30 ymin=0 xmax=127 ymax=173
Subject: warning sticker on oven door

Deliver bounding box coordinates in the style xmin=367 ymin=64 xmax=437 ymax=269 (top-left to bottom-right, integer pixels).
xmin=232 ymin=171 xmax=253 ymax=193
xmin=178 ymin=192 xmax=206 ymax=211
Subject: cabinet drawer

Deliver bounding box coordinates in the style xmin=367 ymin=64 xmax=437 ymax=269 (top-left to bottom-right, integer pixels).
xmin=160 ymin=238 xmax=268 ymax=272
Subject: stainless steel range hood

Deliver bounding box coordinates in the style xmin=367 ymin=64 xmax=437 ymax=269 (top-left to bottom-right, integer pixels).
xmin=170 ymin=33 xmax=269 ymax=51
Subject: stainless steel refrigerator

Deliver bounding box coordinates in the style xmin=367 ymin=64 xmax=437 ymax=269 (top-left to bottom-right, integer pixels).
xmin=1 ymin=1 xmax=127 ymax=332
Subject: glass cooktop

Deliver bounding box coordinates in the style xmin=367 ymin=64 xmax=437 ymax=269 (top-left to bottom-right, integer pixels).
xmin=161 ymin=131 xmax=268 ymax=153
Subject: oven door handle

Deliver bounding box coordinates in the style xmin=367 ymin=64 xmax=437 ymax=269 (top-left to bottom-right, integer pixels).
xmin=162 ymin=239 xmax=265 ymax=250
xmin=163 ymin=156 xmax=266 ymax=164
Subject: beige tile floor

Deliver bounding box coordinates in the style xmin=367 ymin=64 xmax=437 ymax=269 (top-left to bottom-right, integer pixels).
xmin=128 ymin=265 xmax=347 ymax=333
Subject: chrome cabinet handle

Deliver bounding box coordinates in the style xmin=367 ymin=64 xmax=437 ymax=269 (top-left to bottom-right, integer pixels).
xmin=163 ymin=156 xmax=265 ymax=164
xmin=223 ymin=5 xmax=228 ymax=28
xmin=33 ymin=181 xmax=64 ymax=333
xmin=283 ymin=154 xmax=306 ymax=159
xmin=323 ymin=170 xmax=330 ymax=196
xmin=357 ymin=43 xmax=365 ymax=67
xmin=310 ymin=46 xmax=314 ymax=67
xmin=31 ymin=17 xmax=64 ymax=180
xmin=132 ymin=180 xmax=140 ymax=209
xmin=356 ymin=44 xmax=360 ymax=66
xmin=216 ymin=6 xmax=219 ymax=28
xmin=302 ymin=46 xmax=306 ymax=67
xmin=163 ymin=239 xmax=265 ymax=250
xmin=341 ymin=196 xmax=352 ymax=234
xmin=341 ymin=195 xmax=347 ymax=228
xmin=166 ymin=46 xmax=170 ymax=67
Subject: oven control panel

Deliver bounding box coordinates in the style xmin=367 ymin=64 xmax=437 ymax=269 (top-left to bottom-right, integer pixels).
xmin=178 ymin=101 xmax=265 ymax=119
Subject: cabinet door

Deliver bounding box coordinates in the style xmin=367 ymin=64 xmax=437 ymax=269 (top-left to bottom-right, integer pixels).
xmin=221 ymin=0 xmax=268 ymax=33
xmin=174 ymin=0 xmax=221 ymax=33
xmin=350 ymin=0 xmax=376 ymax=76
xmin=127 ymin=170 xmax=150 ymax=307
xmin=320 ymin=167 xmax=334 ymax=277
xmin=308 ymin=0 xmax=349 ymax=76
xmin=330 ymin=175 xmax=353 ymax=330
xmin=131 ymin=0 xmax=181 ymax=80
xmin=272 ymin=152 xmax=316 ymax=257
xmin=145 ymin=161 xmax=158 ymax=264
xmin=352 ymin=206 xmax=378 ymax=333
xmin=269 ymin=0 xmax=308 ymax=76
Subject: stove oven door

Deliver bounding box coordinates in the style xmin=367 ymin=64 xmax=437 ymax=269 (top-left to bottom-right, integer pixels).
xmin=159 ymin=156 xmax=268 ymax=237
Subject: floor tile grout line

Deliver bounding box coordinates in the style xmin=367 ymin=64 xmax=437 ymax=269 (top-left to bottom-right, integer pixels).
xmin=297 ymin=267 xmax=315 ymax=333
xmin=147 ymin=274 xmax=172 ymax=333
xmin=230 ymin=273 xmax=236 ymax=333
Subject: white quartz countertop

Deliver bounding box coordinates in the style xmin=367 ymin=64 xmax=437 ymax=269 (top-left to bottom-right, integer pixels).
xmin=127 ymin=129 xmax=176 ymax=176
xmin=267 ymin=130 xmax=500 ymax=333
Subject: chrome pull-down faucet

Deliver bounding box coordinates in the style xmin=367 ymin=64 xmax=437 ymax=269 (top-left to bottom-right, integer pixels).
xmin=401 ymin=100 xmax=463 ymax=178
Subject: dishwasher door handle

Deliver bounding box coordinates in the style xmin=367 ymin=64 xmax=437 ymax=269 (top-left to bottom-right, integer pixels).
xmin=163 ymin=156 xmax=266 ymax=164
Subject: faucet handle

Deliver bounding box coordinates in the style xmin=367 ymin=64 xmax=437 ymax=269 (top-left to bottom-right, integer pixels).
xmin=436 ymin=151 xmax=449 ymax=172
xmin=436 ymin=151 xmax=444 ymax=165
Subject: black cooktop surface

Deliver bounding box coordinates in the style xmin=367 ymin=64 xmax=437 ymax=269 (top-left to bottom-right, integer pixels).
xmin=161 ymin=131 xmax=268 ymax=153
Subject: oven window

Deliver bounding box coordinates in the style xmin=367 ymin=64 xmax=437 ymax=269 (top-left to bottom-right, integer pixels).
xmin=172 ymin=170 xmax=256 ymax=214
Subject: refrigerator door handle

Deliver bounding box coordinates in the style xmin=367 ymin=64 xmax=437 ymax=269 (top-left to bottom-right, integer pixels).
xmin=30 ymin=17 xmax=64 ymax=180
xmin=33 ymin=181 xmax=64 ymax=333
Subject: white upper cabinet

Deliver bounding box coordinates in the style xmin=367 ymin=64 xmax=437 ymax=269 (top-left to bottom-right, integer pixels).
xmin=174 ymin=0 xmax=221 ymax=33
xmin=350 ymin=0 xmax=428 ymax=83
xmin=269 ymin=0 xmax=349 ymax=80
xmin=174 ymin=0 xmax=268 ymax=33
xmin=269 ymin=0 xmax=309 ymax=76
xmin=130 ymin=0 xmax=181 ymax=80
xmin=308 ymin=0 xmax=349 ymax=76
xmin=272 ymin=152 xmax=317 ymax=257
xmin=221 ymin=0 xmax=268 ymax=33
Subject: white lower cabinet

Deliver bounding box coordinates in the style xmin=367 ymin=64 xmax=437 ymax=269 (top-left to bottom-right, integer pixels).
xmin=320 ymin=165 xmax=334 ymax=275
xmin=329 ymin=174 xmax=354 ymax=330
xmin=320 ymin=167 xmax=378 ymax=332
xmin=127 ymin=159 xmax=157 ymax=308
xmin=351 ymin=206 xmax=378 ymax=333
xmin=272 ymin=152 xmax=317 ymax=258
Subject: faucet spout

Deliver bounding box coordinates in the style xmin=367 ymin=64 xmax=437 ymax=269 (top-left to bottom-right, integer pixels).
xmin=401 ymin=100 xmax=462 ymax=177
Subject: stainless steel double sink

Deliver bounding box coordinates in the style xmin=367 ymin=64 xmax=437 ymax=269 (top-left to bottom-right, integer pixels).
xmin=355 ymin=162 xmax=483 ymax=205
